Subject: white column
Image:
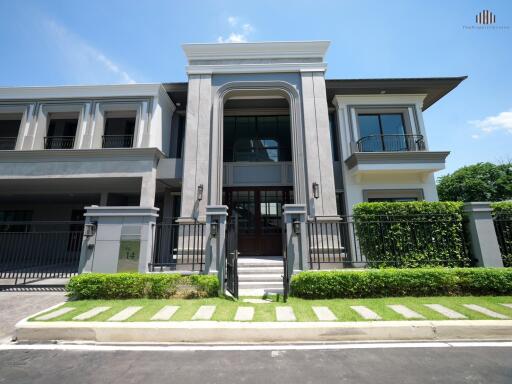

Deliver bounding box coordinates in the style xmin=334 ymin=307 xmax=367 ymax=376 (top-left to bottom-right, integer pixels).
xmin=140 ymin=167 xmax=157 ymax=207
xmin=74 ymin=102 xmax=92 ymax=149
xmin=179 ymin=74 xmax=212 ymax=222
xmin=301 ymin=71 xmax=338 ymax=217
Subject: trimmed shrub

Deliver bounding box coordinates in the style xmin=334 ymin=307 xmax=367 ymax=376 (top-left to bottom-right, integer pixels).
xmin=290 ymin=268 xmax=512 ymax=299
xmin=492 ymin=201 xmax=512 ymax=267
xmin=67 ymin=273 xmax=219 ymax=300
xmin=353 ymin=201 xmax=470 ymax=268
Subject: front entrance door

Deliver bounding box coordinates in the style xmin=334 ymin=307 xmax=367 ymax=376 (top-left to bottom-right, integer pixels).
xmin=223 ymin=187 xmax=293 ymax=256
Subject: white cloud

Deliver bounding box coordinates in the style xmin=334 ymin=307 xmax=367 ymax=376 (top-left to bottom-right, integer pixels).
xmin=43 ymin=18 xmax=136 ymax=84
xmin=217 ymin=16 xmax=254 ymax=43
xmin=470 ymin=109 xmax=512 ymax=138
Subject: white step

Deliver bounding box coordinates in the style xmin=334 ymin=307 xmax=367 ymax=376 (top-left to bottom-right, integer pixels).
xmin=238 ymin=266 xmax=284 ymax=274
xmin=238 ymin=258 xmax=283 ymax=268
xmin=239 ymin=288 xmax=284 ymax=296
xmin=239 ymin=281 xmax=284 ymax=289
xmin=239 ymin=274 xmax=283 ymax=282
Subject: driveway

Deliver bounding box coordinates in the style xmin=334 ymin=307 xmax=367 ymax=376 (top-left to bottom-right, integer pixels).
xmin=0 ymin=290 xmax=67 ymax=342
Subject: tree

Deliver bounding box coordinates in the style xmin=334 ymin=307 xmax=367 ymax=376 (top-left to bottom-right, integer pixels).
xmin=437 ymin=162 xmax=512 ymax=202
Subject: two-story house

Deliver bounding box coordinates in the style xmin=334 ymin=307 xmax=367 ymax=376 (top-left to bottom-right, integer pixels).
xmin=0 ymin=41 xmax=465 ymax=293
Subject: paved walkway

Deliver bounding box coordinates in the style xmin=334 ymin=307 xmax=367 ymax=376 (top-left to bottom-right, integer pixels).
xmin=0 ymin=291 xmax=66 ymax=342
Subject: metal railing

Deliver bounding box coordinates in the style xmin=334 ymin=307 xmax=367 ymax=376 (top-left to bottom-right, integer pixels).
xmin=307 ymin=214 xmax=471 ymax=269
xmin=44 ymin=136 xmax=75 ymax=149
xmin=281 ymin=217 xmax=289 ymax=302
xmin=102 ymin=135 xmax=134 ymax=148
xmin=225 ymin=215 xmax=238 ymax=298
xmin=0 ymin=221 xmax=84 ymax=284
xmin=0 ymin=137 xmax=17 ymax=150
xmin=356 ymin=134 xmax=425 ymax=152
xmin=493 ymin=214 xmax=512 ymax=267
xmin=149 ymin=221 xmax=206 ymax=272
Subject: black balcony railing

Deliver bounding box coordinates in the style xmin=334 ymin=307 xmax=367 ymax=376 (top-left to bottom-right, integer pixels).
xmin=356 ymin=134 xmax=425 ymax=152
xmin=102 ymin=135 xmax=134 ymax=148
xmin=44 ymin=136 xmax=75 ymax=149
xmin=0 ymin=137 xmax=17 ymax=150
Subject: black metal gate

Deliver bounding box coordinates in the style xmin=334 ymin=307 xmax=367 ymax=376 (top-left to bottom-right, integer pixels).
xmin=225 ymin=213 xmax=239 ymax=298
xmin=0 ymin=221 xmax=84 ymax=286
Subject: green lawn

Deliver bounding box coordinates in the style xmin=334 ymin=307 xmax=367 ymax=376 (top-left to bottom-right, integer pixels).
xmin=30 ymin=295 xmax=512 ymax=322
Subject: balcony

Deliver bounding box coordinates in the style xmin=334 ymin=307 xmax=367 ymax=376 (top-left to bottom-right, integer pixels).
xmin=102 ymin=135 xmax=134 ymax=148
xmin=346 ymin=134 xmax=449 ymax=176
xmin=0 ymin=137 xmax=17 ymax=150
xmin=356 ymin=134 xmax=425 ymax=152
xmin=44 ymin=136 xmax=75 ymax=150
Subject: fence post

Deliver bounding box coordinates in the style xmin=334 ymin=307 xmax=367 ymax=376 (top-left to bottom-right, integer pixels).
xmin=283 ymin=204 xmax=308 ymax=273
xmin=205 ymin=205 xmax=229 ymax=288
xmin=463 ymin=202 xmax=503 ymax=267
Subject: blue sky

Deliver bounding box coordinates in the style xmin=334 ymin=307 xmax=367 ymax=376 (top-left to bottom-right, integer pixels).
xmin=0 ymin=0 xmax=510 ymax=176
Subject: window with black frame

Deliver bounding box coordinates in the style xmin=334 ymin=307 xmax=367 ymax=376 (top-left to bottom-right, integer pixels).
xmin=223 ymin=116 xmax=292 ymax=162
xmin=357 ymin=113 xmax=408 ymax=152
xmin=45 ymin=118 xmax=78 ymax=149
xmin=102 ymin=117 xmax=135 ymax=148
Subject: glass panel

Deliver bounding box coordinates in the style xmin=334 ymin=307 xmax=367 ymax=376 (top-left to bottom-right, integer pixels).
xmin=260 ymin=190 xmax=282 ymax=234
xmin=358 ymin=115 xmax=382 ymax=151
xmin=380 ymin=114 xmax=407 ymax=151
xmin=231 ymin=191 xmax=256 ymax=234
xmin=0 ymin=120 xmax=21 ymax=150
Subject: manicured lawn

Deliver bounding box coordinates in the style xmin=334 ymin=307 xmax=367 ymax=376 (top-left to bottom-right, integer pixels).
xmin=29 ymin=295 xmax=512 ymax=322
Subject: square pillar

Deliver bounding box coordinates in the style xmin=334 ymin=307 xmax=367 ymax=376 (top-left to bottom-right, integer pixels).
xmin=464 ymin=202 xmax=504 ymax=267
xmin=79 ymin=206 xmax=159 ymax=274
xmin=283 ymin=204 xmax=309 ymax=273
xmin=205 ymin=205 xmax=228 ymax=291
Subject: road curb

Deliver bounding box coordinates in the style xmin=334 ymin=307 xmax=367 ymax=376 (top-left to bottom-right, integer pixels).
xmin=15 ymin=319 xmax=512 ymax=343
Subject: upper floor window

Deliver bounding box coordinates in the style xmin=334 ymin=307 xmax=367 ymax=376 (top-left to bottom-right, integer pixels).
xmin=356 ymin=110 xmax=424 ymax=152
xmin=223 ymin=116 xmax=292 ymax=162
xmin=0 ymin=115 xmax=21 ymax=150
xmin=45 ymin=114 xmax=78 ymax=149
xmin=102 ymin=114 xmax=135 ymax=148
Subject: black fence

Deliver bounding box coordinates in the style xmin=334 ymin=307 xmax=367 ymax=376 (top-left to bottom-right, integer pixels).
xmin=225 ymin=217 xmax=238 ymax=298
xmin=307 ymin=214 xmax=472 ymax=269
xmin=149 ymin=221 xmax=206 ymax=272
xmin=494 ymin=214 xmax=512 ymax=267
xmin=356 ymin=134 xmax=425 ymax=152
xmin=102 ymin=135 xmax=134 ymax=148
xmin=0 ymin=221 xmax=84 ymax=284
xmin=44 ymin=136 xmax=75 ymax=149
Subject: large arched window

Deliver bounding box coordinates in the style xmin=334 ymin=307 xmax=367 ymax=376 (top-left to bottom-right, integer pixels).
xmin=223 ymin=116 xmax=291 ymax=162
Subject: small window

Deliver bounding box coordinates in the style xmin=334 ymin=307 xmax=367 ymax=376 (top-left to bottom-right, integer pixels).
xmin=0 ymin=117 xmax=21 ymax=150
xmin=45 ymin=117 xmax=78 ymax=149
xmin=103 ymin=117 xmax=135 ymax=148
xmin=367 ymin=197 xmax=418 ymax=202
xmin=329 ymin=113 xmax=340 ymax=161
xmin=363 ymin=189 xmax=424 ymax=202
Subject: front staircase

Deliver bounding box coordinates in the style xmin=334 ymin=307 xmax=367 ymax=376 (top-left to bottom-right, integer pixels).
xmin=237 ymin=256 xmax=284 ymax=296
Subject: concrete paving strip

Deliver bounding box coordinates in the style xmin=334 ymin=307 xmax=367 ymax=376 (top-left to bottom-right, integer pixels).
xmin=234 ymin=307 xmax=255 ymax=321
xmin=242 ymin=299 xmax=272 ymax=304
xmin=276 ymin=307 xmax=296 ymax=321
xmin=15 ymin=320 xmax=512 ymax=343
xmin=73 ymin=307 xmax=111 ymax=321
xmin=312 ymin=306 xmax=337 ymax=321
xmin=350 ymin=306 xmax=382 ymax=320
xmin=501 ymin=304 xmax=512 ymax=310
xmin=463 ymin=304 xmax=509 ymax=319
xmin=151 ymin=306 xmax=180 ymax=321
xmin=192 ymin=306 xmax=216 ymax=320
xmin=107 ymin=307 xmax=143 ymax=322
xmin=387 ymin=305 xmax=425 ymax=319
xmin=35 ymin=307 xmax=75 ymax=321
xmin=424 ymin=304 xmax=467 ymax=319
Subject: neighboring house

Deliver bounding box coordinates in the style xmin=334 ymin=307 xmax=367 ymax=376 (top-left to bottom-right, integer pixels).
xmin=0 ymin=41 xmax=465 ymax=291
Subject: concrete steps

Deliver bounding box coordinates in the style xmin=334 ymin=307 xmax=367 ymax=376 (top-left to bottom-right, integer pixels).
xmin=237 ymin=257 xmax=284 ymax=296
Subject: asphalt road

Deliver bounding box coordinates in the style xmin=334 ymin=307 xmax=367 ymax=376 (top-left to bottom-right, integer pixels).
xmin=0 ymin=344 xmax=511 ymax=384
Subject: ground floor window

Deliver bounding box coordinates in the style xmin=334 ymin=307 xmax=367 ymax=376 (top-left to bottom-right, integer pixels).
xmin=363 ymin=189 xmax=424 ymax=203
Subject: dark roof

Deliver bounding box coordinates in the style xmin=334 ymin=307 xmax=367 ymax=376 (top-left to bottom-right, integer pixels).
xmin=325 ymin=76 xmax=467 ymax=110
xmin=163 ymin=76 xmax=467 ymax=111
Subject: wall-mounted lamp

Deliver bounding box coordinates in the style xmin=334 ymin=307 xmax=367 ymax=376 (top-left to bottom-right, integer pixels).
xmin=312 ymin=182 xmax=320 ymax=199
xmin=84 ymin=222 xmax=97 ymax=237
xmin=210 ymin=220 xmax=218 ymax=237
xmin=293 ymin=219 xmax=301 ymax=235
xmin=197 ymin=184 xmax=204 ymax=201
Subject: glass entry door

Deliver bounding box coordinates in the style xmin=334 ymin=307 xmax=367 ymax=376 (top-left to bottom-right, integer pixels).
xmin=223 ymin=187 xmax=293 ymax=256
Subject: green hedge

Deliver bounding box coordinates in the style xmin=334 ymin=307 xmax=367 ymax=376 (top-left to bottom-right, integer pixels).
xmin=290 ymin=268 xmax=512 ymax=299
xmin=353 ymin=201 xmax=470 ymax=268
xmin=67 ymin=273 xmax=219 ymax=300
xmin=492 ymin=201 xmax=512 ymax=267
